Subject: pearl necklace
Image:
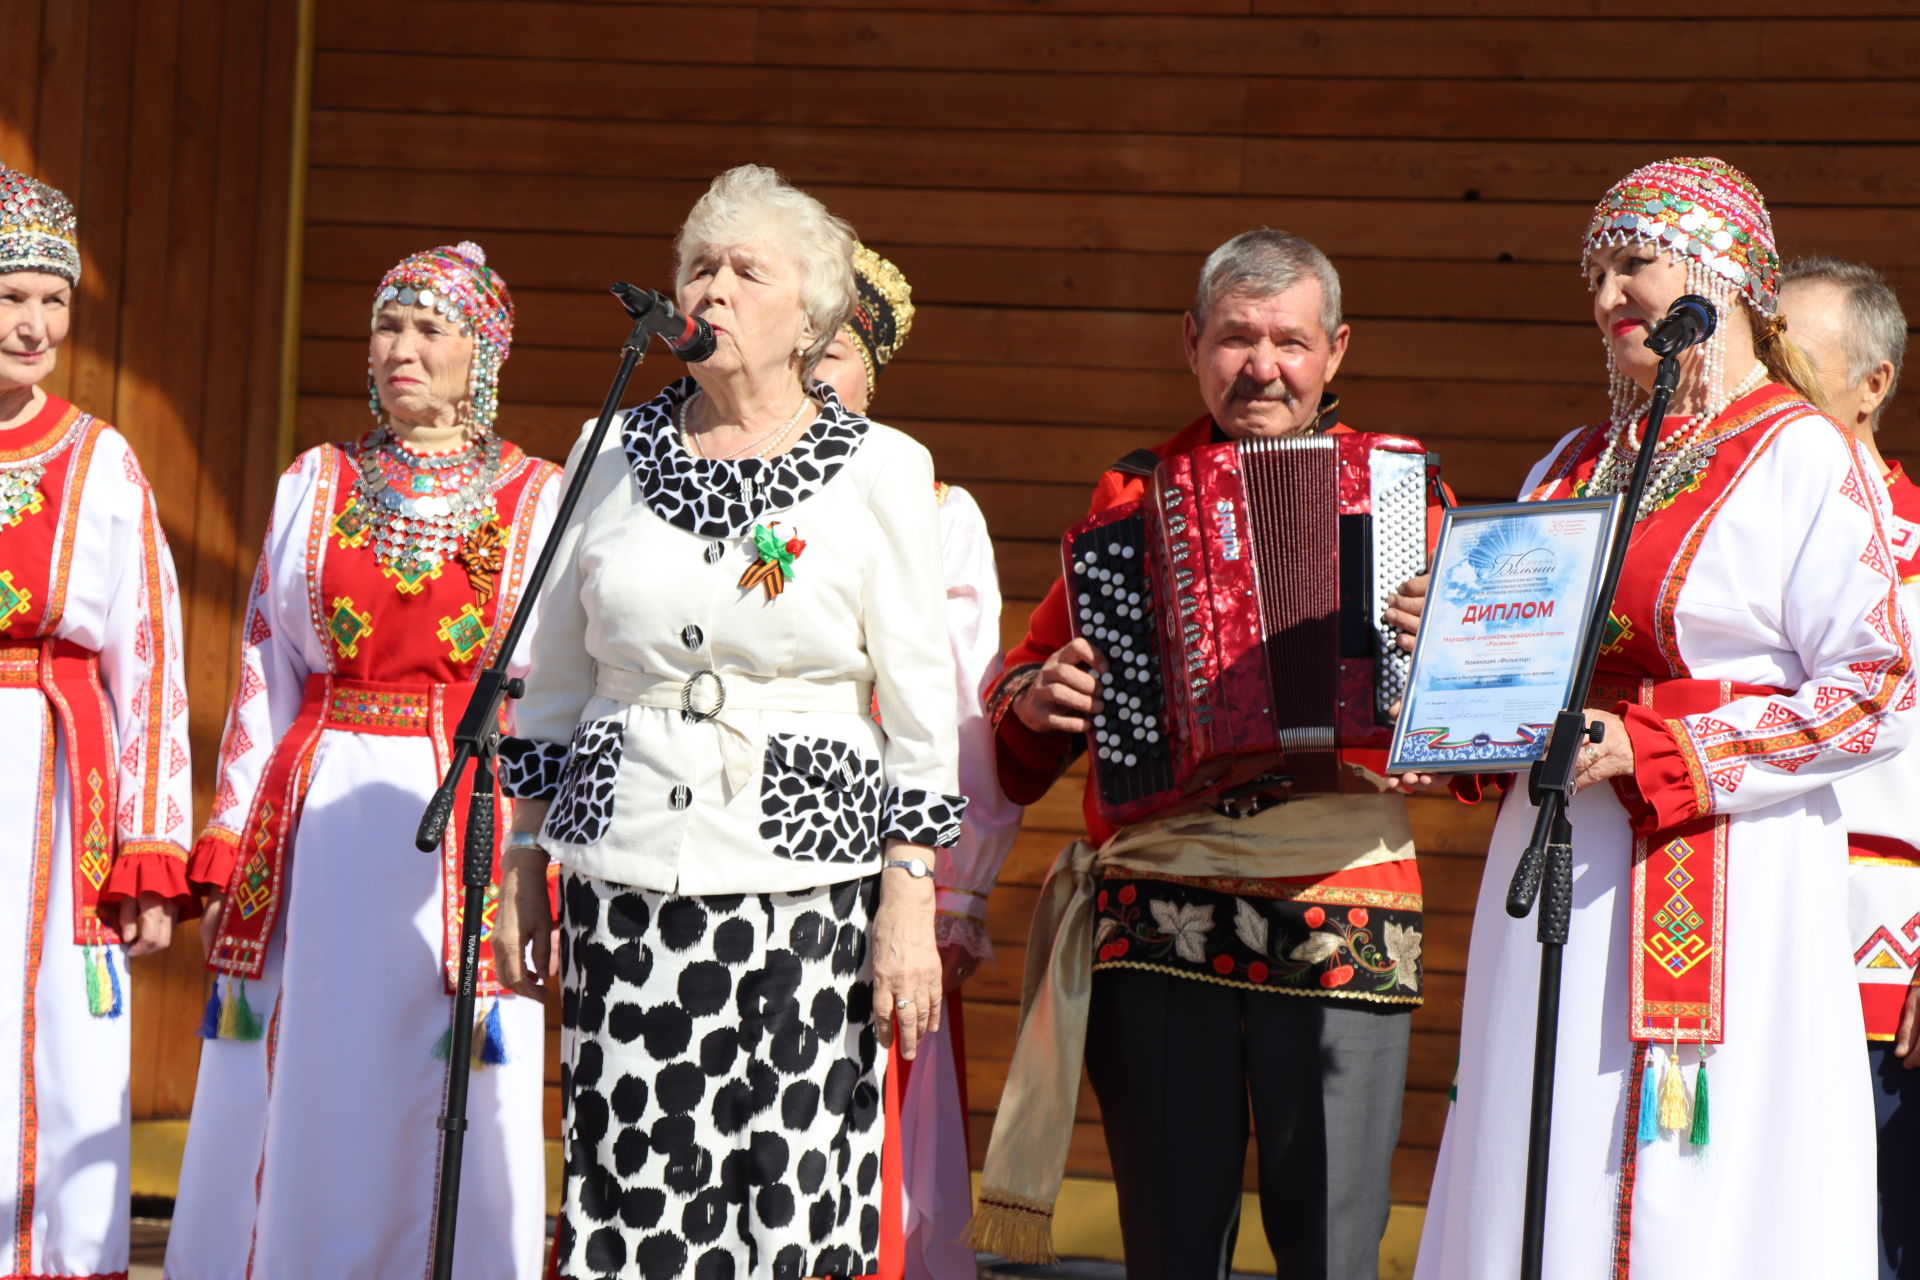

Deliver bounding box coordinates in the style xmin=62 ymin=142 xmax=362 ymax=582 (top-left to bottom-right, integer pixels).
xmin=1588 ymin=362 xmax=1767 ymax=520
xmin=678 ymin=389 xmax=811 ymax=462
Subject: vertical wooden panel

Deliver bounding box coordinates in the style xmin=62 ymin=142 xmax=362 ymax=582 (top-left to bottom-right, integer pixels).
xmin=14 ymin=0 xmax=305 ymax=1121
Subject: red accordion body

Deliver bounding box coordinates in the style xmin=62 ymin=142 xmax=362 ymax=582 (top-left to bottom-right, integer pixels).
xmin=1064 ymin=430 xmax=1433 ymax=824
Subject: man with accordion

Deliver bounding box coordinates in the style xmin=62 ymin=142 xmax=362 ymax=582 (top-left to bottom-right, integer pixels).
xmin=967 ymin=231 xmax=1443 ymax=1280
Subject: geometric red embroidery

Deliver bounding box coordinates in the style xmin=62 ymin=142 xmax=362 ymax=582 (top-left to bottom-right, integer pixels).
xmin=168 ymin=739 xmax=189 ymax=776
xmin=119 ymin=739 xmax=142 ymax=774
xmin=222 ymin=722 xmax=254 ymax=766
xmin=1710 ymin=762 xmax=1746 ymax=792
xmin=1868 ymin=599 xmax=1896 ymax=644
xmin=168 ymin=679 xmax=188 ymax=720
xmin=1815 ymin=684 xmax=1851 ymax=713
xmin=238 ymin=663 xmax=266 ymax=704
xmin=213 ymin=778 xmax=238 ymax=817
xmin=1693 ymin=716 xmax=1737 ymax=738
xmin=133 ymin=619 xmax=151 ymax=663
xmin=1841 ymin=468 xmax=1869 ymax=510
xmin=117 ymin=795 xmax=136 ymax=830
xmin=1838 ymin=721 xmax=1882 ymax=755
xmin=1754 ymin=702 xmax=1801 ymax=730
xmin=1770 ymin=750 xmax=1819 ymax=773
xmin=1852 ymin=658 xmax=1892 ymax=683
xmin=122 ymin=451 xmax=144 ymax=487
xmin=1900 ymin=683 xmax=1917 ymax=713
xmin=1860 ymin=536 xmax=1894 ymax=581
xmin=164 ymin=796 xmax=185 ymax=832
xmin=246 ymin=609 xmax=272 ymax=646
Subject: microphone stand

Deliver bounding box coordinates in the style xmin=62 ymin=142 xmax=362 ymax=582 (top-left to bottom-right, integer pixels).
xmin=1504 ymin=348 xmax=1681 ymax=1280
xmin=416 ymin=291 xmax=667 ymax=1280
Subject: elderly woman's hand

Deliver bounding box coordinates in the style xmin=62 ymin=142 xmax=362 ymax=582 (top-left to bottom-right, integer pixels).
xmin=1383 ymin=573 xmax=1431 ymax=654
xmin=872 ymin=846 xmax=942 ymax=1061
xmin=1571 ymin=710 xmax=1634 ymax=792
xmin=119 ymin=891 xmax=178 ymax=958
xmin=493 ymin=845 xmax=558 ymax=1002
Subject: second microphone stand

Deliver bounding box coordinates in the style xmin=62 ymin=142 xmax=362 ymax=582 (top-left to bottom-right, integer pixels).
xmin=1503 ymin=348 xmax=1681 ymax=1280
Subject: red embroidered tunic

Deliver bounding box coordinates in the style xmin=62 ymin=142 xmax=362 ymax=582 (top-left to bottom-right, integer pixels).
xmin=0 ymin=393 xmax=192 ymax=935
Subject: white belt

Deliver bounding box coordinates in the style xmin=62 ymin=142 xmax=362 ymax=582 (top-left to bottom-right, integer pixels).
xmin=594 ymin=664 xmax=873 ymax=797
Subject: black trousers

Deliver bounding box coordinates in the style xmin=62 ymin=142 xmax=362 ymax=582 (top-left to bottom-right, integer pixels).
xmin=1872 ymin=1041 xmax=1920 ymax=1280
xmin=1084 ymin=967 xmax=1411 ymax=1280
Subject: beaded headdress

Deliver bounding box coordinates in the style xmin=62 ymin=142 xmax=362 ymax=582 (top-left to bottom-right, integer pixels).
xmin=0 ymin=163 xmax=81 ymax=285
xmin=369 ymin=241 xmax=513 ymax=430
xmin=842 ymin=243 xmax=915 ymax=405
xmin=1580 ymin=158 xmax=1782 ymax=517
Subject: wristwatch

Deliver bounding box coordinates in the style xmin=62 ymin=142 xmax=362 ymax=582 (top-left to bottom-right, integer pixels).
xmin=883 ymin=857 xmax=932 ymax=878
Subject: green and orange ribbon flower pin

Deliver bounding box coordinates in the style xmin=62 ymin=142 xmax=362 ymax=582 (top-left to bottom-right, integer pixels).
xmin=738 ymin=522 xmax=806 ymax=601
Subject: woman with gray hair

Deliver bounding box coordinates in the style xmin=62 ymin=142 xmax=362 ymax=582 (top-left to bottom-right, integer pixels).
xmin=491 ymin=164 xmax=964 ymax=1279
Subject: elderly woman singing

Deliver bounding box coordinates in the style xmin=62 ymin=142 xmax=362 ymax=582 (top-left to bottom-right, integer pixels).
xmin=493 ymin=164 xmax=965 ymax=1280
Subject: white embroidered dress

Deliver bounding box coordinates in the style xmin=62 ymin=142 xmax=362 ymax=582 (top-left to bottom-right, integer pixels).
xmin=166 ymin=436 xmax=559 ymax=1280
xmin=1416 ymin=391 xmax=1915 ymax=1280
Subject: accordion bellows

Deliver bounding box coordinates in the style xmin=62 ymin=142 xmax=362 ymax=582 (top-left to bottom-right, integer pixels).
xmin=1064 ymin=432 xmax=1432 ymax=824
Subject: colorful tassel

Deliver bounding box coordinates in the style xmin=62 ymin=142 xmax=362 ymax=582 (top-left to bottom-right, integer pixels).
xmin=104 ymin=948 xmax=123 ymax=1018
xmin=1636 ymin=1046 xmax=1660 ymax=1143
xmin=217 ymin=978 xmax=263 ymax=1042
xmin=1657 ymin=1045 xmax=1690 ymax=1134
xmin=197 ymin=980 xmax=224 ymax=1040
xmin=84 ymin=946 xmax=109 ymax=1016
xmin=431 ymin=1022 xmax=455 ymax=1063
xmin=478 ymin=999 xmax=509 ymax=1068
xmin=1688 ymin=1049 xmax=1711 ymax=1147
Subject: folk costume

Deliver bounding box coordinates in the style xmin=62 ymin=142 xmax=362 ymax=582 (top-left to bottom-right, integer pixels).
xmin=974 ymin=398 xmax=1435 ymax=1280
xmin=167 ymin=243 xmax=559 ymax=1280
xmin=0 ymin=165 xmax=192 ymax=1280
xmin=503 ymin=377 xmax=966 ymax=1280
xmin=1415 ymin=159 xmax=1916 ymax=1280
xmin=1837 ymin=461 xmax=1920 ymax=1280
xmin=841 ymin=247 xmax=1024 ymax=1280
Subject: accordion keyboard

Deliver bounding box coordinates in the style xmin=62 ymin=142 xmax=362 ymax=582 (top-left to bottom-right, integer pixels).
xmin=1064 ymin=513 xmax=1175 ymax=808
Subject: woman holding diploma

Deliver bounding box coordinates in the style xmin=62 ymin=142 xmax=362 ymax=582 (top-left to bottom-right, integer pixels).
xmin=1404 ymin=157 xmax=1915 ymax=1280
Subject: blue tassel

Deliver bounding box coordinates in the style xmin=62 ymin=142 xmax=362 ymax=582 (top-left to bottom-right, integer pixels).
xmin=479 ymin=999 xmax=509 ymax=1068
xmin=197 ymin=979 xmax=223 ymax=1040
xmin=1636 ymin=1046 xmax=1661 ymax=1144
xmin=104 ymin=947 xmax=123 ymax=1019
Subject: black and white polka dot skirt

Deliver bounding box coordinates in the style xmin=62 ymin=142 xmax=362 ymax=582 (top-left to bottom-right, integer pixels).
xmin=555 ymin=871 xmax=884 ymax=1280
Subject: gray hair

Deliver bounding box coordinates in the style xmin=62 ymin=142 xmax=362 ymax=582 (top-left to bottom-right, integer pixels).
xmin=674 ymin=165 xmax=858 ymax=375
xmin=1192 ymin=229 xmax=1343 ymax=338
xmin=1781 ymin=256 xmax=1907 ymax=421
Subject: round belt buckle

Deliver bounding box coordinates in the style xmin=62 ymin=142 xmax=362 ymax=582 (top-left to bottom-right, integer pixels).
xmin=681 ymin=669 xmax=726 ymax=723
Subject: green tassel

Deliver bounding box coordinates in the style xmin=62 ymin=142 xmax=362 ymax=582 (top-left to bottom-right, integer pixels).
xmin=431 ymin=1022 xmax=454 ymax=1063
xmin=1448 ymin=1063 xmax=1458 ymax=1104
xmin=1688 ymin=1051 xmax=1711 ymax=1147
xmin=218 ymin=978 xmax=264 ymax=1042
xmin=84 ymin=946 xmax=109 ymax=1017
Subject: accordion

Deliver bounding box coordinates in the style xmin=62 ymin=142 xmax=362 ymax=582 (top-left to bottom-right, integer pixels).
xmin=1064 ymin=431 xmax=1433 ymax=825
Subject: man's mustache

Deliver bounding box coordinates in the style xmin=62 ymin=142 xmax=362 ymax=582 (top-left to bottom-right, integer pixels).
xmin=1229 ymin=377 xmax=1294 ymax=404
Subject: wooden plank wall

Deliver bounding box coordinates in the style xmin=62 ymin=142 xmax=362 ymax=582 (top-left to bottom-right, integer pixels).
xmin=284 ymin=0 xmax=1920 ymax=1217
xmin=5 ymin=0 xmax=302 ymax=1122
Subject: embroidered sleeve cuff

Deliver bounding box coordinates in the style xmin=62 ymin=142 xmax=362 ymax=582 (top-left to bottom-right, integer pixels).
xmin=883 ymin=788 xmax=969 ymax=847
xmin=935 ymin=911 xmax=993 ymax=962
xmin=935 ymin=885 xmax=990 ymax=923
xmin=101 ymin=846 xmax=195 ymax=913
xmin=1448 ymin=773 xmax=1507 ymax=805
xmin=187 ymin=828 xmax=242 ymax=898
xmin=500 ymin=737 xmax=569 ymax=800
xmin=1616 ymin=704 xmax=1705 ymax=833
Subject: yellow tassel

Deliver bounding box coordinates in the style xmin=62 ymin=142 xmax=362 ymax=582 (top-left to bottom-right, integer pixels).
xmin=965 ymin=1189 xmax=1058 ymax=1265
xmin=1658 ymin=1043 xmax=1690 ymax=1134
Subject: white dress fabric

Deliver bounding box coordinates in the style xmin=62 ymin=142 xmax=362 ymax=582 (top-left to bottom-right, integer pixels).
xmin=0 ymin=401 xmax=190 ymax=1279
xmin=901 ymin=482 xmax=1021 ymax=1280
xmin=166 ymin=439 xmax=558 ymax=1280
xmin=1415 ymin=402 xmax=1914 ymax=1280
xmin=507 ymin=380 xmax=964 ymax=1280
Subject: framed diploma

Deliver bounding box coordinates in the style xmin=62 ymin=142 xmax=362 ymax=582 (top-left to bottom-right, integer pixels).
xmin=1388 ymin=496 xmax=1624 ymax=774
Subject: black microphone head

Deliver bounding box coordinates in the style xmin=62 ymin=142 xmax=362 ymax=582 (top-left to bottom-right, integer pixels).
xmin=669 ymin=315 xmax=718 ymax=363
xmin=1673 ymin=294 xmax=1718 ymax=339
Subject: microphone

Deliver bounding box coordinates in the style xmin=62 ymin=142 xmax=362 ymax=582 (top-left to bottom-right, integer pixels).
xmin=609 ymin=282 xmax=717 ymax=362
xmin=1643 ymin=295 xmax=1718 ymax=357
